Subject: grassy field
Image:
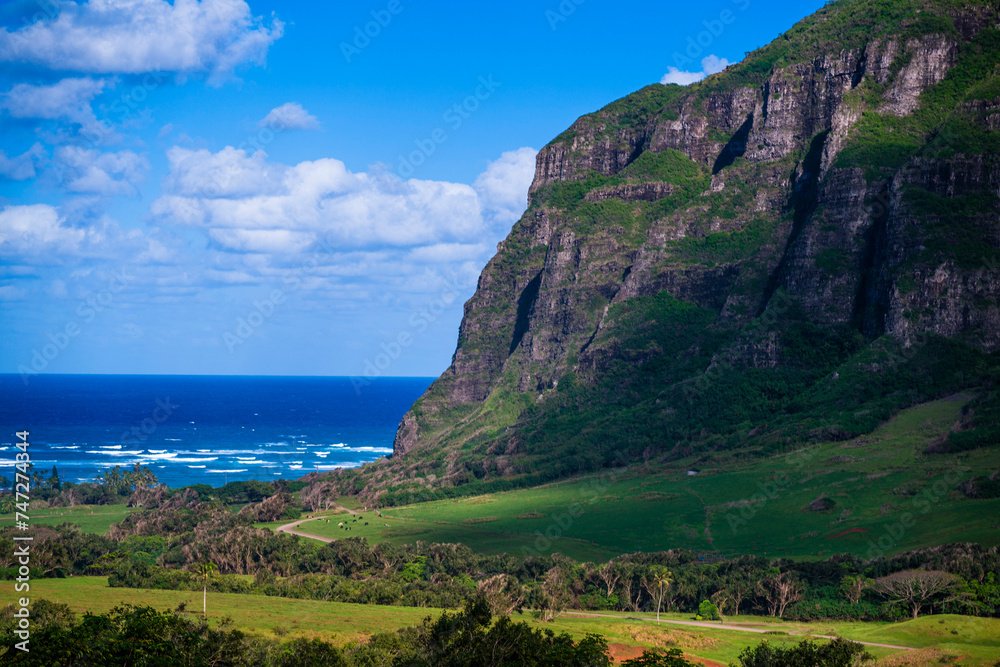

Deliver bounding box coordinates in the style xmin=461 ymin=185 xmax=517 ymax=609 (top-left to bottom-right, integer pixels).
xmin=0 ymin=503 xmax=139 ymax=534
xmin=270 ymin=394 xmax=1000 ymax=561
xmin=20 ymin=577 xmax=1000 ymax=665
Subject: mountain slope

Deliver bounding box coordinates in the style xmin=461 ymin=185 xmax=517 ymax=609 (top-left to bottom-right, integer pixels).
xmin=335 ymin=0 xmax=1000 ymax=506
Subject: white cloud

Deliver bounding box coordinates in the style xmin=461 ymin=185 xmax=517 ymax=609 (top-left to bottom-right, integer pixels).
xmin=0 ymin=204 xmax=87 ymax=254
xmin=0 ymin=143 xmax=46 ymax=180
xmin=0 ymin=77 xmax=107 ymax=126
xmin=53 ymin=147 xmax=150 ymax=196
xmin=661 ymin=55 xmax=731 ymax=86
xmin=0 ymin=202 xmax=174 ymax=262
xmin=473 ymin=147 xmax=537 ymax=225
xmin=153 ymin=146 xmax=494 ymax=251
xmin=0 ymin=0 xmax=284 ymax=85
xmin=259 ymin=102 xmax=320 ymax=131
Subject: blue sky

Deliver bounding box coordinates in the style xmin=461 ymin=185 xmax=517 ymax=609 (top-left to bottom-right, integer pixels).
xmin=0 ymin=0 xmax=825 ymax=379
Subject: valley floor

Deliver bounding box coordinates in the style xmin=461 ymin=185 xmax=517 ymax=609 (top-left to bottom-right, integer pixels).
xmin=26 ymin=577 xmax=1000 ymax=665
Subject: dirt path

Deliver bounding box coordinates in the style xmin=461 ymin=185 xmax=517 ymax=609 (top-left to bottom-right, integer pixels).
xmin=561 ymin=612 xmax=916 ymax=651
xmin=275 ymin=505 xmax=366 ymax=542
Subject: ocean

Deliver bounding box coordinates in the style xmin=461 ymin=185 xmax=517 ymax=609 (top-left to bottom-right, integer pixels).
xmin=0 ymin=374 xmax=433 ymax=488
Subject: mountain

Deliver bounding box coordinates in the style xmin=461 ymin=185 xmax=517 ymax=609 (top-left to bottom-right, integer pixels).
xmin=337 ymin=0 xmax=1000 ymax=506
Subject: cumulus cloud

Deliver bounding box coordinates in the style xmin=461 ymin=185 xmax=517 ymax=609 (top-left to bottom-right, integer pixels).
xmin=0 ymin=202 xmax=173 ymax=262
xmin=53 ymin=147 xmax=150 ymax=196
xmin=0 ymin=143 xmax=46 ymax=180
xmin=473 ymin=147 xmax=538 ymax=225
xmin=152 ymin=146 xmax=506 ymax=253
xmin=259 ymin=102 xmax=320 ymax=131
xmin=0 ymin=204 xmax=88 ymax=254
xmin=661 ymin=54 xmax=730 ymax=86
xmin=0 ymin=77 xmax=107 ymax=126
xmin=0 ymin=0 xmax=284 ymax=85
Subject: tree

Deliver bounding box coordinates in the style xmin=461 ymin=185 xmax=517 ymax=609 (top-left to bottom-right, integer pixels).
xmin=597 ymin=561 xmax=621 ymax=599
xmin=621 ymin=647 xmax=698 ymax=667
xmin=698 ymin=599 xmax=720 ymax=621
xmin=642 ymin=566 xmax=673 ymax=624
xmin=194 ymin=561 xmax=218 ymax=617
xmin=840 ymin=575 xmax=871 ymax=605
xmin=48 ymin=466 xmax=61 ymax=491
xmin=756 ymin=571 xmax=803 ymax=617
xmin=873 ymin=570 xmax=963 ymax=619
xmin=734 ymin=637 xmax=873 ymax=667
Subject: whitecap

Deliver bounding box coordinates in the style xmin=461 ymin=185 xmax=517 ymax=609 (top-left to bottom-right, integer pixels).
xmin=188 ymin=465 xmax=206 ymax=469
xmin=208 ymin=469 xmax=248 ymax=473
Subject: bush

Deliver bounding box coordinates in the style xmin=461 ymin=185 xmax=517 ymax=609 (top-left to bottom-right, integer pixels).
xmin=698 ymin=599 xmax=720 ymax=620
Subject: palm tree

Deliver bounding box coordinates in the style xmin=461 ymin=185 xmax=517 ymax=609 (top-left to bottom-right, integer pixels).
xmin=194 ymin=562 xmax=218 ymax=617
xmin=650 ymin=566 xmax=673 ymax=624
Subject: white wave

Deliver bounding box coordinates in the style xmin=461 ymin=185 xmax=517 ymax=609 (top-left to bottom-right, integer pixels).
xmin=137 ymin=453 xmax=178 ymax=460
xmin=99 ymin=445 xmax=123 ymax=449
xmin=86 ymin=450 xmax=144 ymax=456
xmin=51 ymin=445 xmax=80 ymax=449
xmin=168 ymin=457 xmax=218 ymax=463
xmin=288 ymin=465 xmax=303 ymax=469
xmin=147 ymin=449 xmax=167 ymax=453
xmin=188 ymin=465 xmax=206 ymax=469
xmin=316 ymin=453 xmax=329 ymax=458
xmin=315 ymin=463 xmax=360 ymax=470
xmin=164 ymin=438 xmax=182 ymax=442
xmin=208 ymin=469 xmax=248 ymax=473
xmin=236 ymin=457 xmax=257 ymax=461
xmin=351 ymin=446 xmax=393 ymax=453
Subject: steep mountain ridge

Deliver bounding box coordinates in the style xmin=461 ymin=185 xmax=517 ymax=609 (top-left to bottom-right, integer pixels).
xmin=336 ymin=0 xmax=1000 ymax=505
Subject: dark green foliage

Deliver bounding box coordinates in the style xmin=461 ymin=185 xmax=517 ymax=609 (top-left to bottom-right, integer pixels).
xmin=734 ymin=637 xmax=874 ymax=667
xmin=698 ymin=599 xmax=721 ymax=620
xmin=395 ymin=597 xmax=611 ymax=667
xmin=903 ymin=186 xmax=1000 ymax=270
xmin=620 ymin=648 xmax=699 ymax=667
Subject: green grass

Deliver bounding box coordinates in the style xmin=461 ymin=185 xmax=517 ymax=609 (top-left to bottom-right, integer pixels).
xmin=286 ymin=395 xmax=1000 ymax=561
xmin=26 ymin=578 xmax=1000 ymax=665
xmin=0 ymin=504 xmax=139 ymax=534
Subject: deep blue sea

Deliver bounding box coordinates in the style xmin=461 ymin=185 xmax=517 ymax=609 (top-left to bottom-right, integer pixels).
xmin=0 ymin=375 xmax=432 ymax=488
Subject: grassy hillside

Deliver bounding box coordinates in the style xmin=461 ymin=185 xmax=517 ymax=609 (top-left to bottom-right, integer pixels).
xmin=0 ymin=504 xmax=138 ymax=534
xmin=292 ymin=394 xmax=1000 ymax=560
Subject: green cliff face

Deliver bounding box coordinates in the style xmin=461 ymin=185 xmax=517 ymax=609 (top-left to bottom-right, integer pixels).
xmin=359 ymin=0 xmax=1000 ymax=505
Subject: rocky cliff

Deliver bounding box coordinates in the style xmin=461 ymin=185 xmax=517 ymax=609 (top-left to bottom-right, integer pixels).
xmin=352 ymin=0 xmax=1000 ymax=504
